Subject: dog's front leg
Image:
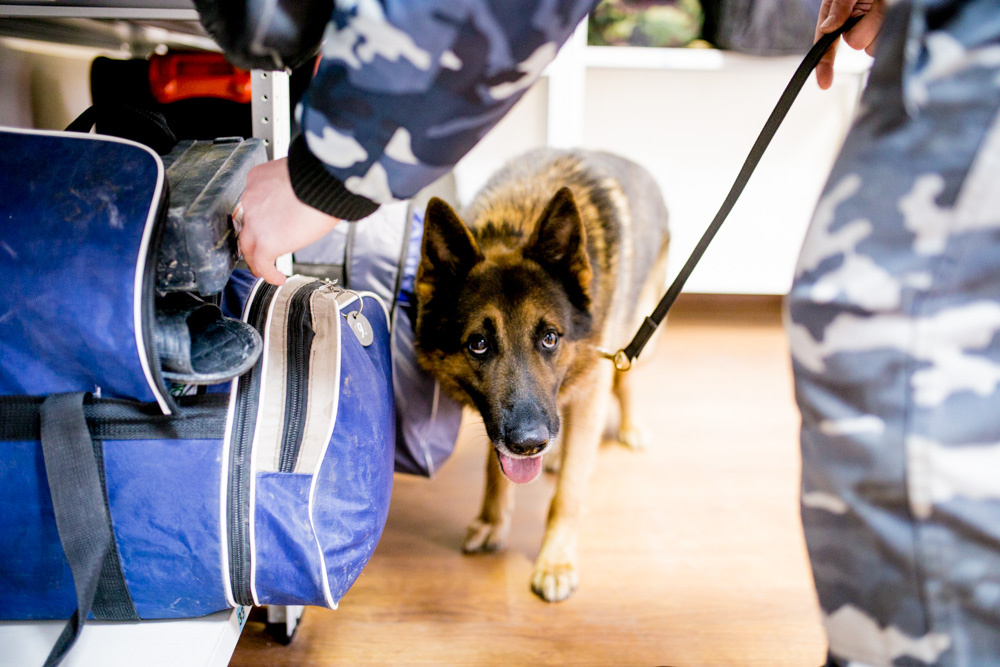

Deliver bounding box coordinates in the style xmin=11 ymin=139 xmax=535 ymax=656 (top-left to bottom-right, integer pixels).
xmin=531 ymin=362 xmax=614 ymax=602
xmin=464 ymin=446 xmax=516 ymax=552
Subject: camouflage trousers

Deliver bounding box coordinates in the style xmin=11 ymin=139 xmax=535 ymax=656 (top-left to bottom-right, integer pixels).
xmin=788 ymin=1 xmax=1000 ymax=665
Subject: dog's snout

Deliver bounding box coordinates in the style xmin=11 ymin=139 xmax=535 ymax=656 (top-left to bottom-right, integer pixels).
xmin=507 ymin=424 xmax=549 ymax=456
xmin=499 ymin=397 xmax=554 ymax=456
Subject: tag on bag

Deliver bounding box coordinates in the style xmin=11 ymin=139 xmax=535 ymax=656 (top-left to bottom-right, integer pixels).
xmin=346 ymin=311 xmax=373 ymax=347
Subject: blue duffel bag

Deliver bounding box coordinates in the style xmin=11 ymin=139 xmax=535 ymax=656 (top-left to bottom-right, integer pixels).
xmin=0 ymin=127 xmax=395 ymax=661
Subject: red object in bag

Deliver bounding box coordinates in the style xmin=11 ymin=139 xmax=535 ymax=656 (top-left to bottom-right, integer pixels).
xmin=149 ymin=52 xmax=252 ymax=105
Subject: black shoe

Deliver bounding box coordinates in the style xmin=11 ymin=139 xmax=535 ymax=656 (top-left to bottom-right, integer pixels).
xmin=155 ymin=293 xmax=261 ymax=385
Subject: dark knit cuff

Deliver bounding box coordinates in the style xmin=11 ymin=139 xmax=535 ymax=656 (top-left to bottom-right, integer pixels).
xmin=287 ymin=134 xmax=380 ymax=221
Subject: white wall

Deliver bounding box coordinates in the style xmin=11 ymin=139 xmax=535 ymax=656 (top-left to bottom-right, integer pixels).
xmin=0 ymin=38 xmax=122 ymax=130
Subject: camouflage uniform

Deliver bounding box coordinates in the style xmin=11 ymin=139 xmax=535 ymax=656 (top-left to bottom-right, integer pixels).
xmin=288 ymin=0 xmax=598 ymax=220
xmin=788 ymin=0 xmax=1000 ymax=664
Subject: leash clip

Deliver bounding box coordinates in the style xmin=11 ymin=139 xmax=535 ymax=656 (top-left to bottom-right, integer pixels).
xmin=596 ymin=347 xmax=632 ymax=372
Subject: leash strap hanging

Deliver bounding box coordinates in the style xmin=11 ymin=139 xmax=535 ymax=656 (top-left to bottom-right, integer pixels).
xmin=610 ymin=15 xmax=864 ymax=371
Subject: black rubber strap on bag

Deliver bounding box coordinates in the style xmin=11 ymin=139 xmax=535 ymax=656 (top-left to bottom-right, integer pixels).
xmin=0 ymin=393 xmax=230 ymax=441
xmin=39 ymin=393 xmax=114 ymax=667
xmin=620 ymin=15 xmax=863 ymax=364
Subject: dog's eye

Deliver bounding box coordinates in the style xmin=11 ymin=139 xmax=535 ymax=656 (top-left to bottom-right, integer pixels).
xmin=540 ymin=331 xmax=560 ymax=350
xmin=467 ymin=334 xmax=489 ymax=356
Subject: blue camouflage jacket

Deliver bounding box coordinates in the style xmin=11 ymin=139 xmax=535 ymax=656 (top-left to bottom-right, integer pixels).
xmin=287 ymin=0 xmax=598 ymax=220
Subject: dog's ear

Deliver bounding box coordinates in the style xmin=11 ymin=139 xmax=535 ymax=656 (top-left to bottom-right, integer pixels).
xmin=524 ymin=187 xmax=592 ymax=309
xmin=418 ymin=197 xmax=482 ymax=287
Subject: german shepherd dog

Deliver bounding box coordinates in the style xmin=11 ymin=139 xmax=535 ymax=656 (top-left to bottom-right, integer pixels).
xmin=414 ymin=149 xmax=670 ymax=602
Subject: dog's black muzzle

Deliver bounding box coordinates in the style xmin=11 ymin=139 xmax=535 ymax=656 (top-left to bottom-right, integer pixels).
xmin=501 ymin=401 xmax=551 ymax=456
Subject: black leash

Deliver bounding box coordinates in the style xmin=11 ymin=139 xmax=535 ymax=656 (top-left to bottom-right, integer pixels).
xmin=605 ymin=15 xmax=864 ymax=371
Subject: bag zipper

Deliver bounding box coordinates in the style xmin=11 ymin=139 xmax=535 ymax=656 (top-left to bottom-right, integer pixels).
xmin=278 ymin=281 xmax=323 ymax=473
xmin=228 ymin=280 xmax=277 ymax=606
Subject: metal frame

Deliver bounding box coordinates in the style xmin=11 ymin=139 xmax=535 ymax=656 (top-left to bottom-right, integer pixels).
xmin=250 ymin=68 xmax=290 ymax=161
xmin=0 ymin=4 xmax=199 ymax=19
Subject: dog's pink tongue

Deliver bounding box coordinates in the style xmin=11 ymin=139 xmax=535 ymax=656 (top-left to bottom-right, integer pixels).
xmin=498 ymin=453 xmax=543 ymax=484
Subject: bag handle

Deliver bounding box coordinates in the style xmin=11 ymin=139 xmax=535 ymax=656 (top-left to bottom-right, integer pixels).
xmin=607 ymin=15 xmax=864 ymax=371
xmin=38 ymin=392 xmax=141 ymax=666
xmin=65 ymin=104 xmax=178 ymax=155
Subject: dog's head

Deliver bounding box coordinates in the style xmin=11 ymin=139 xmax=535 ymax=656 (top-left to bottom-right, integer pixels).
xmin=414 ymin=188 xmax=594 ymax=484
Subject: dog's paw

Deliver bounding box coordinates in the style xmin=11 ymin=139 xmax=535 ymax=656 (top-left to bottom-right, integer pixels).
xmin=617 ymin=425 xmax=647 ymax=450
xmin=530 ymin=560 xmax=579 ymax=602
xmin=463 ymin=518 xmax=510 ymax=553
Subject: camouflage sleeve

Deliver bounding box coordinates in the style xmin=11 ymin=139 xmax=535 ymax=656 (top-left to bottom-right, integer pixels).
xmin=287 ymin=0 xmax=598 ymax=221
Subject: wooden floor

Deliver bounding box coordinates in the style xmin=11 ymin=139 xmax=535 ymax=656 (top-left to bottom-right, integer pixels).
xmin=231 ymin=295 xmax=827 ymax=666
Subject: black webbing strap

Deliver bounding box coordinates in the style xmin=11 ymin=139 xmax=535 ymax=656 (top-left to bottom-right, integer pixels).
xmin=90 ymin=437 xmax=140 ymax=622
xmin=39 ymin=393 xmax=113 ymax=667
xmin=0 ymin=393 xmax=230 ymax=441
xmin=617 ymin=15 xmax=864 ymax=367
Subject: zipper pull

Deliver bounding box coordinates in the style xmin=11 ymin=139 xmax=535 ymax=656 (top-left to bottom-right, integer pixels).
xmin=321 ymin=278 xmax=373 ymax=346
xmin=320 ymin=278 xmax=341 ymax=293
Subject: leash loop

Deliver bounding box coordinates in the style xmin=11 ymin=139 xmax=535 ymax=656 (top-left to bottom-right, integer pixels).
xmin=608 ymin=14 xmax=864 ymax=371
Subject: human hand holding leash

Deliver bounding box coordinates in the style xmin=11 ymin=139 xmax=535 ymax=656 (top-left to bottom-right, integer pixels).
xmin=235 ymin=158 xmax=341 ymax=286
xmin=815 ymin=0 xmax=888 ymax=89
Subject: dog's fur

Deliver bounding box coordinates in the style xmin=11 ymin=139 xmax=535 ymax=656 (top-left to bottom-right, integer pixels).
xmin=414 ymin=148 xmax=670 ymax=602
